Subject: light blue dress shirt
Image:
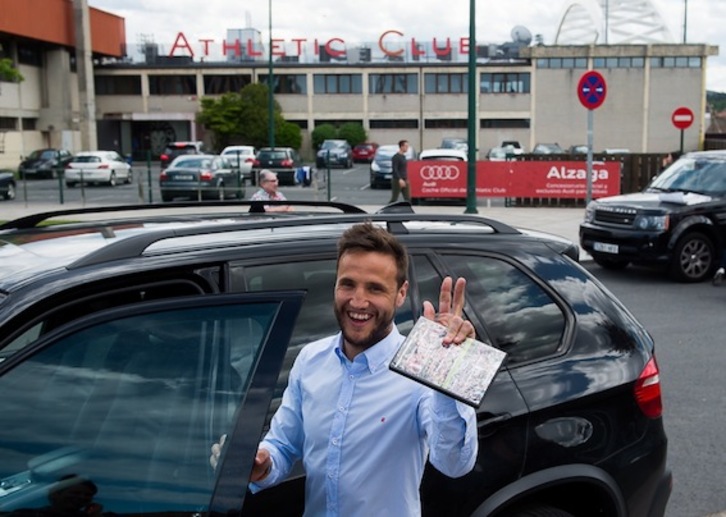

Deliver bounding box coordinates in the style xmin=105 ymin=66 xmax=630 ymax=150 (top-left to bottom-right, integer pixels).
xmin=252 ymin=326 xmax=478 ymax=517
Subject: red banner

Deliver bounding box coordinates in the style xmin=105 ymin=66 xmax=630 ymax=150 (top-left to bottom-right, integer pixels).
xmin=408 ymin=160 xmax=621 ymax=199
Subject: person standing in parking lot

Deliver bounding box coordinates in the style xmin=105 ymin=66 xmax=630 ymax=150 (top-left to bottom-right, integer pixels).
xmin=389 ymin=139 xmax=411 ymax=203
xmin=250 ymin=169 xmax=292 ymax=212
xmin=211 ymin=222 xmax=477 ymax=516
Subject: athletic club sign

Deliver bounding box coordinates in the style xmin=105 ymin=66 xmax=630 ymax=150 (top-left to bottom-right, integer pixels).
xmin=168 ymin=30 xmax=474 ymax=59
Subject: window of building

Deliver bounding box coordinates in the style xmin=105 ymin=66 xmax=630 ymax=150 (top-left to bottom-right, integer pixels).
xmin=675 ymin=56 xmax=689 ymax=68
xmin=95 ymin=76 xmax=142 ymax=95
xmin=203 ymin=74 xmax=252 ymax=95
xmin=369 ymin=73 xmax=418 ymax=94
xmin=650 ymin=57 xmax=662 ymax=68
xmin=148 ymin=75 xmax=197 ymax=95
xmin=0 ymin=117 xmax=17 ymax=130
xmin=605 ymin=57 xmax=619 ymax=68
xmin=259 ymin=74 xmax=307 ymax=94
xmin=480 ymin=119 xmax=530 ymax=129
xmin=21 ymin=118 xmax=37 ymax=130
xmin=480 ymin=73 xmax=530 ymax=94
xmin=425 ymin=119 xmax=467 ymax=129
xmin=631 ymin=57 xmax=645 ymax=68
xmin=369 ymin=119 xmax=418 ymax=129
xmin=536 ymin=58 xmax=549 ymax=69
xmin=549 ymin=58 xmax=563 ymax=69
xmin=574 ymin=58 xmax=588 ymax=68
xmin=618 ymin=57 xmax=631 ymax=67
xmin=313 ymin=74 xmax=362 ymax=94
xmin=424 ymin=73 xmax=467 ymax=94
xmin=313 ymin=119 xmax=363 ymax=128
xmin=288 ymin=120 xmax=309 ymax=129
xmin=17 ymin=43 xmax=42 ymax=67
xmin=663 ymin=57 xmax=676 ymax=68
xmin=688 ymin=57 xmax=702 ymax=68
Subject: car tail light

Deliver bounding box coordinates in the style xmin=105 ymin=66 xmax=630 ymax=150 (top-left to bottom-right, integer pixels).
xmin=634 ymin=357 xmax=663 ymax=419
xmin=159 ymin=171 xmax=168 ymax=181
xmin=65 ymin=163 xmax=73 ymax=169
xmin=245 ymin=157 xmax=255 ymax=163
xmin=160 ymin=154 xmax=169 ymax=162
xmin=98 ymin=164 xmax=109 ymax=169
xmin=200 ymin=170 xmax=213 ymax=181
xmin=281 ymin=159 xmax=293 ymax=167
xmin=253 ymin=159 xmax=260 ymax=167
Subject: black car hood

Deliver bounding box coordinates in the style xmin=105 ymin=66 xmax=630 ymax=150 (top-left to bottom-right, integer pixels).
xmin=595 ymin=191 xmax=714 ymax=210
xmin=20 ymin=158 xmax=52 ymax=168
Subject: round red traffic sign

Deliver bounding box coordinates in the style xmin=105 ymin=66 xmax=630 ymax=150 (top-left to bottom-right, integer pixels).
xmin=671 ymin=107 xmax=694 ymax=130
xmin=577 ymin=71 xmax=607 ymax=110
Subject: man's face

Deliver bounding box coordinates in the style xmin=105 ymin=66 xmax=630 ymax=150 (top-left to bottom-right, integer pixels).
xmin=334 ymin=250 xmax=408 ymax=352
xmin=262 ymin=175 xmax=279 ymax=194
xmin=401 ymin=142 xmax=409 ymax=153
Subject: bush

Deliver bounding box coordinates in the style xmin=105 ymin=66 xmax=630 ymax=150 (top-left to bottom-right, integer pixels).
xmin=338 ymin=123 xmax=367 ymax=147
xmin=311 ymin=124 xmax=337 ymax=150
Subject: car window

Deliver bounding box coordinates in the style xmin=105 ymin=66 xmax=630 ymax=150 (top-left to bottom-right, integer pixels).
xmin=0 ymin=299 xmax=284 ymax=514
xmin=39 ymin=150 xmax=56 ymax=160
xmin=73 ymin=156 xmax=102 ymax=163
xmin=258 ymin=151 xmax=286 ymax=160
xmin=173 ymin=157 xmax=205 ymax=168
xmin=441 ymin=253 xmax=566 ymax=363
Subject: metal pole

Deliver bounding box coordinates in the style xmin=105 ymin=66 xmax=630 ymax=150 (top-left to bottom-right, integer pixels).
xmin=268 ymin=0 xmax=275 ymax=149
xmin=586 ymin=109 xmax=594 ymax=205
xmin=147 ymin=150 xmax=153 ymax=203
xmin=680 ymin=129 xmax=685 ymax=154
xmin=465 ymin=0 xmax=478 ymax=214
xmin=683 ymin=0 xmax=688 ymax=43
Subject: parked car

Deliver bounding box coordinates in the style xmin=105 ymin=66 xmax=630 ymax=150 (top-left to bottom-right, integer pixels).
xmin=369 ymin=144 xmax=416 ymax=189
xmin=568 ymin=144 xmax=589 ymax=155
xmin=64 ymin=151 xmax=132 ymax=187
xmin=486 ymin=146 xmax=510 ymax=161
xmin=221 ymin=145 xmax=256 ymax=183
xmin=581 ymin=150 xmax=726 ymax=282
xmin=160 ymin=141 xmax=206 ymax=170
xmin=159 ymin=154 xmax=245 ymax=202
xmin=253 ymin=147 xmax=303 ymax=186
xmin=532 ymin=143 xmax=565 ymax=154
xmin=18 ymin=148 xmax=73 ymax=179
xmin=419 ymin=148 xmax=467 ymax=161
xmin=0 ymin=170 xmax=16 ymax=200
xmin=0 ymin=201 xmax=670 ymax=517
xmin=316 ymin=139 xmax=353 ymax=169
xmin=352 ymin=142 xmax=379 ymax=163
xmin=500 ymin=140 xmax=524 ymax=155
xmin=440 ymin=137 xmax=468 ymax=152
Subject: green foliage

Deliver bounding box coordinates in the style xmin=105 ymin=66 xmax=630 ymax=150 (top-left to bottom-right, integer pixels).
xmin=707 ymin=90 xmax=726 ymax=113
xmin=0 ymin=58 xmax=23 ymax=83
xmin=311 ymin=123 xmax=337 ymax=150
xmin=338 ymin=122 xmax=367 ymax=146
xmin=196 ymin=83 xmax=301 ymax=151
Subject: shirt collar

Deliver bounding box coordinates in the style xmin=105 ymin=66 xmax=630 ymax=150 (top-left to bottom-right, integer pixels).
xmin=333 ymin=326 xmax=404 ymax=374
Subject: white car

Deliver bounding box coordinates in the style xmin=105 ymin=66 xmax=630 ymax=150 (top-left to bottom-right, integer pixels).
xmin=65 ymin=151 xmax=132 ymax=187
xmin=419 ymin=148 xmax=467 ymax=161
xmin=221 ymin=145 xmax=256 ymax=182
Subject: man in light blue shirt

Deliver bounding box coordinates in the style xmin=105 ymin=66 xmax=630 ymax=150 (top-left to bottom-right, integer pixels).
xmin=213 ymin=222 xmax=478 ymax=516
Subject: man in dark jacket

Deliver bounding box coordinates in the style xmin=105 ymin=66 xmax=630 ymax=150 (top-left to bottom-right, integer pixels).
xmin=389 ymin=140 xmax=411 ymax=203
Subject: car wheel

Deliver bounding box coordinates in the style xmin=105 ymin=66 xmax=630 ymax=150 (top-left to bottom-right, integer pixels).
xmin=593 ymin=255 xmax=630 ymax=270
xmin=126 ymin=170 xmax=133 ymax=184
xmin=669 ymin=231 xmax=714 ymax=282
xmin=66 ymin=181 xmax=76 ymax=188
xmin=108 ymin=172 xmax=117 ymax=187
xmin=161 ymin=192 xmax=173 ymax=202
xmin=4 ymin=182 xmax=16 ymax=200
xmin=508 ymin=504 xmax=574 ymax=517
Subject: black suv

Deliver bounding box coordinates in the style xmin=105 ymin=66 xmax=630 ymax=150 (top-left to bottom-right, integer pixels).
xmin=580 ymin=150 xmax=726 ymax=282
xmin=18 ymin=148 xmax=74 ymax=179
xmin=316 ymin=139 xmax=353 ymax=169
xmin=252 ymin=147 xmax=303 ymax=185
xmin=0 ymin=201 xmax=670 ymax=517
xmin=159 ymin=141 xmax=205 ymax=169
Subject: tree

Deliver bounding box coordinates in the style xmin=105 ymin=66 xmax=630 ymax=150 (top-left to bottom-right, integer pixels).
xmin=311 ymin=123 xmax=337 ymax=150
xmin=197 ymin=83 xmax=302 ymax=150
xmin=0 ymin=58 xmax=23 ymax=95
xmin=338 ymin=122 xmax=367 ymax=147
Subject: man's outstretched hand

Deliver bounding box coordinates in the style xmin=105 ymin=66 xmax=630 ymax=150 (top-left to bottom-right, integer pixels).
xmin=210 ymin=434 xmax=272 ymax=482
xmin=423 ymin=276 xmax=475 ymax=345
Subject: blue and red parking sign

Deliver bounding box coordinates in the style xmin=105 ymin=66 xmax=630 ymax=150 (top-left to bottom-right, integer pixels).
xmin=578 ymin=71 xmax=607 ymax=110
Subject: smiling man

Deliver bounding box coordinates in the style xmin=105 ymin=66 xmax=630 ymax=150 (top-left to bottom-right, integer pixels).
xmin=212 ymin=222 xmax=477 ymax=516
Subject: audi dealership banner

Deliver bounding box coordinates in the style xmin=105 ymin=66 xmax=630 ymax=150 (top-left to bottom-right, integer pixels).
xmin=408 ymin=160 xmax=621 ymax=199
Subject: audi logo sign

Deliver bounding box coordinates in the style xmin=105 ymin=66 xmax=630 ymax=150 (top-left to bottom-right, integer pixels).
xmin=419 ymin=164 xmax=461 ymax=181
xmin=407 ymin=160 xmax=621 ymax=200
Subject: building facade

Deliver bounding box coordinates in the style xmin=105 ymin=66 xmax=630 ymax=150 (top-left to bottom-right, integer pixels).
xmin=0 ymin=0 xmax=719 ymax=169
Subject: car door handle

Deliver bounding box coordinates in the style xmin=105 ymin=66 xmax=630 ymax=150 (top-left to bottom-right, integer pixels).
xmin=477 ymin=413 xmax=512 ymax=430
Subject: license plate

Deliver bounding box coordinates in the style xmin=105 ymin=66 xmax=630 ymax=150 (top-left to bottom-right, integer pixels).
xmin=174 ymin=175 xmax=194 ymax=181
xmin=593 ymin=242 xmax=619 ymax=254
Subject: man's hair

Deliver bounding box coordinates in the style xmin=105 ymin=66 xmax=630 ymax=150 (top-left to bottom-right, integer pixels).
xmin=337 ymin=222 xmax=409 ymax=287
xmin=259 ymin=169 xmax=276 ymax=183
xmin=398 ymin=140 xmax=408 ymax=149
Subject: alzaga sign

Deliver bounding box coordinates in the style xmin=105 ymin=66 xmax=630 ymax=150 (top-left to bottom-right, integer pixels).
xmin=408 ymin=161 xmax=621 ymax=199
xmin=168 ymin=29 xmax=474 ymax=60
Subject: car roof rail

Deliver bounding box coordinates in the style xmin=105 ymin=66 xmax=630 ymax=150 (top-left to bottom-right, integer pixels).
xmin=0 ymin=200 xmax=367 ymax=230
xmin=68 ymin=212 xmax=521 ymax=269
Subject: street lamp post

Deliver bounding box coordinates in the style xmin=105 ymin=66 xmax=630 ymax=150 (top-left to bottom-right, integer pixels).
xmin=465 ymin=0 xmax=477 ymax=213
xmin=268 ymin=0 xmax=275 ymax=149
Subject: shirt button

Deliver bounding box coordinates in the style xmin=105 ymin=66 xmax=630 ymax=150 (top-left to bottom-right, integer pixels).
xmin=332 ymin=438 xmax=338 ymax=445
xmin=328 ymin=473 xmax=334 ymax=479
xmin=339 ymin=406 xmax=345 ymax=412
xmin=349 ymin=375 xmax=355 ymax=380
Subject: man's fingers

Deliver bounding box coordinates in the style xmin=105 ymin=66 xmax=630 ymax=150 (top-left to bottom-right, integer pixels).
xmin=452 ymin=277 xmax=466 ymax=317
xmin=438 ymin=276 xmax=453 ymax=314
xmin=422 ymin=300 xmax=436 ymax=321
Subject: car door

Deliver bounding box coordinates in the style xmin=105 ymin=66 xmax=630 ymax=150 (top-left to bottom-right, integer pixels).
xmin=0 ymin=292 xmax=304 ymax=516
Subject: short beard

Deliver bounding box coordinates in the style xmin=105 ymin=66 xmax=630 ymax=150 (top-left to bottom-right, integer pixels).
xmin=334 ymin=304 xmax=394 ymax=352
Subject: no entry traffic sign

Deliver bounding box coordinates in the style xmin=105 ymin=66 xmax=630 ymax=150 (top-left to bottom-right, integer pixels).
xmin=672 ymin=107 xmax=694 ymax=130
xmin=577 ymin=71 xmax=607 ymax=110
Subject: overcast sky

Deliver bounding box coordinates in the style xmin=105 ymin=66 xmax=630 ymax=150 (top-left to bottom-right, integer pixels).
xmin=89 ymin=0 xmax=725 ymax=93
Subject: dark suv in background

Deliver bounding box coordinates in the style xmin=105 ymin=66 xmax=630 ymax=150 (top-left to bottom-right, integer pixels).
xmin=159 ymin=141 xmax=205 ymax=169
xmin=316 ymin=139 xmax=353 ymax=169
xmin=580 ymin=150 xmax=726 ymax=282
xmin=0 ymin=201 xmax=670 ymax=517
xmin=18 ymin=148 xmax=74 ymax=179
xmin=252 ymin=147 xmax=303 ymax=185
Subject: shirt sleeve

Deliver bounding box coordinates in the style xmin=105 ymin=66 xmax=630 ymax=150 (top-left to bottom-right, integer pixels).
xmin=249 ymin=350 xmax=307 ymax=492
xmin=421 ymin=390 xmax=478 ymax=478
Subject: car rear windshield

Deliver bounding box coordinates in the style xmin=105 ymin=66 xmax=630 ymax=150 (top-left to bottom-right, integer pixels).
xmin=74 ymin=156 xmax=102 ymax=163
xmin=258 ymin=151 xmax=287 ymax=160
